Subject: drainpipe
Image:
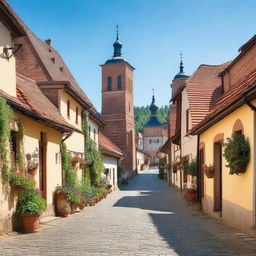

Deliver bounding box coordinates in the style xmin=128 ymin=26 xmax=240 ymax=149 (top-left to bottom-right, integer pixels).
xmin=243 ymin=95 xmax=256 ymax=230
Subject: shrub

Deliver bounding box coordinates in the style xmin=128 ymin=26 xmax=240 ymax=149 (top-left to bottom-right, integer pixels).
xmin=223 ymin=133 xmax=250 ymax=175
xmin=16 ymin=190 xmax=46 ymax=215
xmin=184 ymin=160 xmax=198 ymax=176
xmin=9 ymin=172 xmax=36 ymax=190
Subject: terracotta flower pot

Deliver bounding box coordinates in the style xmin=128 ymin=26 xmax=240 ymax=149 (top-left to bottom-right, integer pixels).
xmin=187 ymin=191 xmax=197 ymax=202
xmin=71 ymin=203 xmax=78 ymax=214
xmin=21 ymin=214 xmax=40 ymax=233
xmin=55 ymin=193 xmax=68 ymax=216
xmin=62 ymin=212 xmax=70 ymax=218
xmin=79 ymin=203 xmax=85 ymax=210
xmin=9 ymin=183 xmax=23 ymax=193
xmin=27 ymin=167 xmax=37 ymax=177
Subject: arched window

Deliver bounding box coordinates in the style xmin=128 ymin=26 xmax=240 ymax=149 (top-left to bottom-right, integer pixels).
xmin=233 ymin=119 xmax=244 ymax=134
xmin=107 ymin=76 xmax=112 ymax=91
xmin=117 ymin=75 xmax=122 ymax=90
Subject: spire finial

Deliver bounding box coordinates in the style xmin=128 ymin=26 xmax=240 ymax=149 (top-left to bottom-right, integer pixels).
xmin=116 ymin=24 xmax=119 ymax=40
xmin=179 ymin=50 xmax=184 ymax=73
xmin=152 ymin=88 xmax=155 ymax=103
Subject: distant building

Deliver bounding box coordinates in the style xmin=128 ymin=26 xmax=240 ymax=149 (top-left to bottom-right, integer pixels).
xmin=143 ymin=95 xmax=168 ymax=165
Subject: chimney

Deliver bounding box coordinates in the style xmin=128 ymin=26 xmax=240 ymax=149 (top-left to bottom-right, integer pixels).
xmin=45 ymin=39 xmax=52 ymax=46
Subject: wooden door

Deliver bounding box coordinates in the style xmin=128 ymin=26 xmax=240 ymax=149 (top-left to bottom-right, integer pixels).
xmin=39 ymin=132 xmax=47 ymax=199
xmin=214 ymin=142 xmax=222 ymax=211
xmin=199 ymin=148 xmax=205 ymax=202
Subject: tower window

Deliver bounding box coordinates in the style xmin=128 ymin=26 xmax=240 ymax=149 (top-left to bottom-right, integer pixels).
xmin=117 ymin=75 xmax=122 ymax=90
xmin=67 ymin=100 xmax=70 ymax=118
xmin=107 ymin=76 xmax=112 ymax=91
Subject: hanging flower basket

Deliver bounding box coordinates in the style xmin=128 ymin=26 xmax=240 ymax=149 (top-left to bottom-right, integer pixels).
xmin=204 ymin=165 xmax=214 ymax=178
xmin=223 ymin=133 xmax=250 ymax=175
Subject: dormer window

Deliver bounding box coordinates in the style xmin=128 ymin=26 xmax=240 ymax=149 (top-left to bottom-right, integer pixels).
xmin=107 ymin=76 xmax=112 ymax=91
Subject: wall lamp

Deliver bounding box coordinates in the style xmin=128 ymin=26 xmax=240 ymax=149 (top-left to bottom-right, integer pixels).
xmin=3 ymin=43 xmax=22 ymax=60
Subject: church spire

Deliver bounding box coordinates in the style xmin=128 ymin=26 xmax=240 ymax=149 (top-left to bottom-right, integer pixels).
xmin=179 ymin=51 xmax=184 ymax=73
xmin=113 ymin=24 xmax=122 ymax=57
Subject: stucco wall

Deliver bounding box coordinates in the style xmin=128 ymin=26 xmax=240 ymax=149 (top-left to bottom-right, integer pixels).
xmin=200 ymin=103 xmax=254 ymax=233
xmin=0 ymin=21 xmax=16 ymax=97
xmin=102 ymin=155 xmax=118 ymax=190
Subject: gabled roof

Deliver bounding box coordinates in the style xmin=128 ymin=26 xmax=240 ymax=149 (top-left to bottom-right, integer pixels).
xmin=7 ymin=1 xmax=103 ymax=125
xmin=99 ymin=131 xmax=124 ymax=159
xmin=15 ymin=73 xmax=76 ymax=132
xmin=190 ymin=69 xmax=256 ymax=135
xmin=186 ymin=62 xmax=231 ymax=128
xmin=0 ymin=0 xmax=25 ymax=36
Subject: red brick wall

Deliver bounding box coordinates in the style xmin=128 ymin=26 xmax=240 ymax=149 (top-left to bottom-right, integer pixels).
xmin=101 ymin=62 xmax=136 ymax=177
xmin=15 ymin=36 xmax=50 ymax=81
xmin=223 ymin=44 xmax=256 ymax=92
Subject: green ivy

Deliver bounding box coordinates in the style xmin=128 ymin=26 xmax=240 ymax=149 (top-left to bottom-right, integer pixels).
xmin=184 ymin=160 xmax=198 ymax=176
xmin=16 ymin=118 xmax=25 ymax=171
xmin=61 ymin=143 xmax=78 ymax=187
xmin=223 ymin=133 xmax=250 ymax=175
xmin=9 ymin=172 xmax=36 ymax=190
xmin=0 ymin=97 xmax=12 ymax=180
xmin=82 ymin=111 xmax=104 ymax=187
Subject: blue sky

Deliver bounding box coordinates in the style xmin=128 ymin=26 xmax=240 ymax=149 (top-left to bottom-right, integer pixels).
xmin=8 ymin=0 xmax=256 ymax=111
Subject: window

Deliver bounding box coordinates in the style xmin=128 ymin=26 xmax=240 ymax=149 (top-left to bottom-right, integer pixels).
xmin=186 ymin=109 xmax=190 ymax=133
xmin=75 ymin=107 xmax=79 ymax=124
xmin=94 ymin=128 xmax=96 ymax=140
xmin=107 ymin=76 xmax=112 ymax=91
xmin=67 ymin=100 xmax=70 ymax=118
xmin=89 ymin=126 xmax=91 ymax=138
xmin=149 ymin=139 xmax=152 ymax=144
xmin=117 ymin=75 xmax=122 ymax=90
xmin=129 ymin=102 xmax=130 ymax=112
xmin=10 ymin=131 xmax=18 ymax=167
xmin=157 ymin=139 xmax=159 ymax=143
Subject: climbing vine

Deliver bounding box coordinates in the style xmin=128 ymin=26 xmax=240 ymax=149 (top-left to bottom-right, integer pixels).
xmin=82 ymin=111 xmax=104 ymax=187
xmin=60 ymin=143 xmax=78 ymax=188
xmin=16 ymin=118 xmax=25 ymax=171
xmin=0 ymin=97 xmax=12 ymax=180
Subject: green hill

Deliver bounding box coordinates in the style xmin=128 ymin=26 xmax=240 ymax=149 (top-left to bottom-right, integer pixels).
xmin=134 ymin=105 xmax=168 ymax=134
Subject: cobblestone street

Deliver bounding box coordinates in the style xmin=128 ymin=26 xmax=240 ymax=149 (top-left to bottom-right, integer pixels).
xmin=0 ymin=169 xmax=256 ymax=256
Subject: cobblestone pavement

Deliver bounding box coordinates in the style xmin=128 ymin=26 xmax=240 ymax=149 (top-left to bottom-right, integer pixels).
xmin=1 ymin=169 xmax=256 ymax=256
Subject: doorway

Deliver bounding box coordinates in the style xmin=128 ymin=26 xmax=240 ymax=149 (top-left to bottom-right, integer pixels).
xmin=39 ymin=132 xmax=47 ymax=199
xmin=213 ymin=142 xmax=222 ymax=212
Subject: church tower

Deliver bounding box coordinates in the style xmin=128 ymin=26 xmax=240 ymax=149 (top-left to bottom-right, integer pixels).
xmin=101 ymin=28 xmax=136 ymax=178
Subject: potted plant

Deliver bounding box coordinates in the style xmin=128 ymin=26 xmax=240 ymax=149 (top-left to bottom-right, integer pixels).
xmin=62 ymin=205 xmax=71 ymax=217
xmin=27 ymin=162 xmax=38 ymax=177
xmin=204 ymin=164 xmax=214 ymax=178
xmin=172 ymin=160 xmax=180 ymax=173
xmin=9 ymin=172 xmax=36 ymax=192
xmin=16 ymin=190 xmax=46 ymax=233
xmin=184 ymin=160 xmax=198 ymax=177
xmin=186 ymin=185 xmax=197 ymax=202
xmin=223 ymin=133 xmax=250 ymax=175
xmin=71 ymin=155 xmax=82 ymax=168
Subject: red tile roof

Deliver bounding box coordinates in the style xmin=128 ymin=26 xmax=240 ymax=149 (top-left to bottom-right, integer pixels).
xmin=191 ymin=69 xmax=256 ymax=134
xmin=7 ymin=73 xmax=75 ymax=132
xmin=6 ymin=1 xmax=102 ymax=124
xmin=99 ymin=132 xmax=124 ymax=158
xmin=186 ymin=62 xmax=231 ymax=128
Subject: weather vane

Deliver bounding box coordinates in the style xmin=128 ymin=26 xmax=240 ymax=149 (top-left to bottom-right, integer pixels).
xmin=116 ymin=24 xmax=119 ymax=39
xmin=180 ymin=50 xmax=183 ymax=61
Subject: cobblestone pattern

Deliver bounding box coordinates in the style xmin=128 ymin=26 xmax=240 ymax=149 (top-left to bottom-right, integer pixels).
xmin=0 ymin=169 xmax=256 ymax=256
